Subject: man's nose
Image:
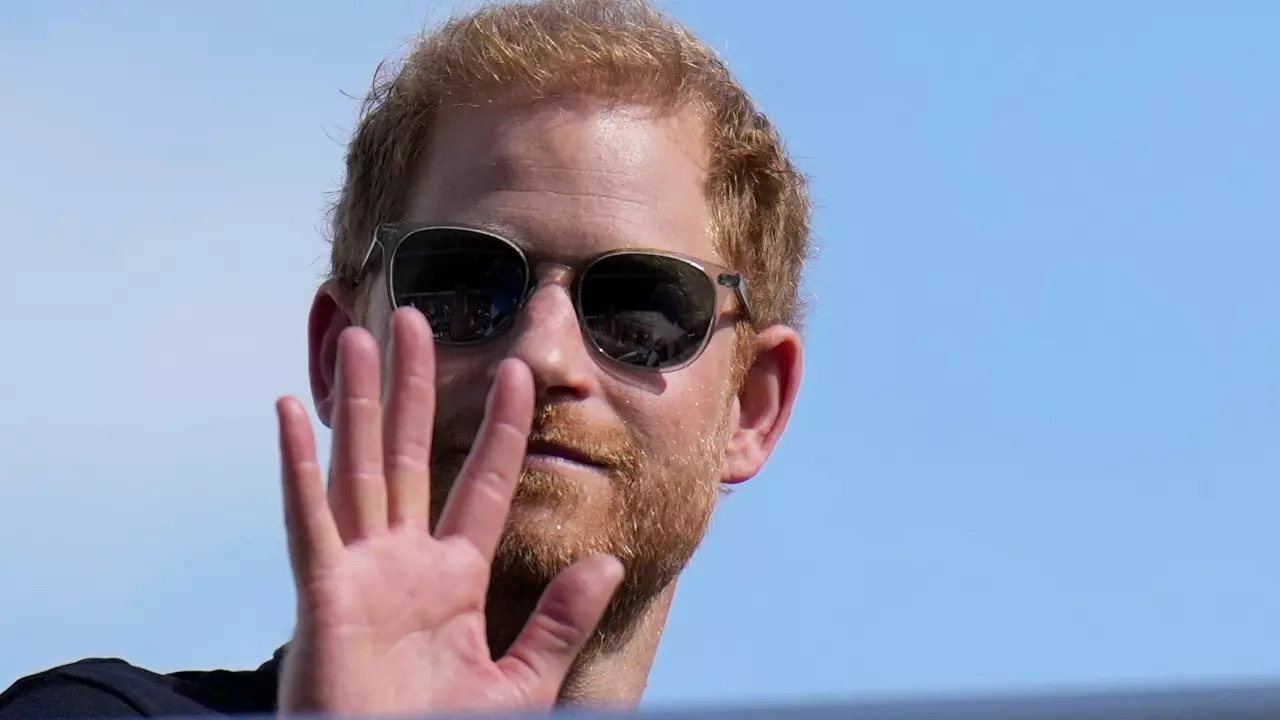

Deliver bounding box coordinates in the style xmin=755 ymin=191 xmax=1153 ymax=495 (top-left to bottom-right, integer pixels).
xmin=495 ymin=269 xmax=598 ymax=402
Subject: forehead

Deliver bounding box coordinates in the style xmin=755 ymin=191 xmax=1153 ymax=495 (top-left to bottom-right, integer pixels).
xmin=404 ymin=99 xmax=718 ymax=262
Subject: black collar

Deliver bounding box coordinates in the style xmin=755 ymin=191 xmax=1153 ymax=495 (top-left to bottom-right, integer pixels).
xmin=257 ymin=645 xmax=287 ymax=677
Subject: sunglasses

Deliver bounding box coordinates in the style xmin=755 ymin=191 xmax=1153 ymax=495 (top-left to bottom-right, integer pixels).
xmin=355 ymin=224 xmax=755 ymax=372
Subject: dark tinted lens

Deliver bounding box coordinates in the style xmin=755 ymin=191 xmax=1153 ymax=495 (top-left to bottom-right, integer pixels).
xmin=389 ymin=228 xmax=528 ymax=344
xmin=579 ymin=253 xmax=717 ymax=369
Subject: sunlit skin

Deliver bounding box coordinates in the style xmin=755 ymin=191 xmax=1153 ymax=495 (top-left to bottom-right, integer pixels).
xmin=279 ymin=97 xmax=803 ymax=715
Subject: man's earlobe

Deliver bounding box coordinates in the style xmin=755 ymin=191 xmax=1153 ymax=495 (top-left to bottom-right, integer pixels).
xmin=721 ymin=325 xmax=804 ymax=485
xmin=308 ymin=279 xmax=360 ymax=428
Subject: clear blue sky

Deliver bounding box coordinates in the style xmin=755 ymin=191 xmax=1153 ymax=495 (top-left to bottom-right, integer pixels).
xmin=1 ymin=0 xmax=1278 ymax=710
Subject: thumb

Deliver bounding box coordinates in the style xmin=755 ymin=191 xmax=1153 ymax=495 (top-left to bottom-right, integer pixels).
xmin=495 ymin=554 xmax=625 ymax=701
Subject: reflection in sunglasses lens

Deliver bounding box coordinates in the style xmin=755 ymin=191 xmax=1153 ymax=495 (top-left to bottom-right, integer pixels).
xmin=580 ymin=254 xmax=715 ymax=369
xmin=388 ymin=230 xmax=719 ymax=369
xmin=390 ymin=229 xmax=527 ymax=343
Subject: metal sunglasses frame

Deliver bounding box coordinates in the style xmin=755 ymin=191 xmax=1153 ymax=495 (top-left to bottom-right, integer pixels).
xmin=355 ymin=223 xmax=757 ymax=372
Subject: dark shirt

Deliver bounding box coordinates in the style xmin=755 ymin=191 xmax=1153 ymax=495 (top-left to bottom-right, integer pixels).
xmin=0 ymin=652 xmax=279 ymax=719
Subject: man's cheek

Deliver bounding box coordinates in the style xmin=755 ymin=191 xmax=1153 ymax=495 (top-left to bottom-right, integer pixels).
xmin=434 ymin=359 xmax=488 ymax=404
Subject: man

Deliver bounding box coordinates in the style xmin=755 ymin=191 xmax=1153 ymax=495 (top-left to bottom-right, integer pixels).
xmin=0 ymin=0 xmax=810 ymax=716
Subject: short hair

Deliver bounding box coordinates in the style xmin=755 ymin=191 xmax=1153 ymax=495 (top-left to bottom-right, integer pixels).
xmin=327 ymin=0 xmax=813 ymax=332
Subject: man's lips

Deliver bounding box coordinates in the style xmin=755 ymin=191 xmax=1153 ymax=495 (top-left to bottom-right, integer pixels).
xmin=524 ymin=439 xmax=605 ymax=468
xmin=439 ymin=440 xmax=606 ymax=469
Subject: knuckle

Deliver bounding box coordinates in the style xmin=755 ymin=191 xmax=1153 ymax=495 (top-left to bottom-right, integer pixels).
xmin=342 ymin=395 xmax=381 ymax=413
xmin=527 ymin=602 xmax=584 ymax=655
xmin=289 ymin=458 xmax=322 ymax=476
xmin=384 ymin=443 xmax=429 ymax=472
xmin=400 ymin=368 xmax=435 ymax=396
xmin=461 ymin=470 xmax=516 ymax=510
xmin=344 ymin=467 xmax=384 ymax=487
xmin=491 ymin=418 xmax=530 ymax=446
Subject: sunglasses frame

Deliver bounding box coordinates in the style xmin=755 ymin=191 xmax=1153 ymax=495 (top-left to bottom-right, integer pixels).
xmin=355 ymin=223 xmax=756 ymax=372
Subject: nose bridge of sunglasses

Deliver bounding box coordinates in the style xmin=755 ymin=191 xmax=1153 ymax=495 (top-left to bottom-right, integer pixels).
xmin=520 ymin=262 xmax=575 ymax=302
xmin=530 ymin=261 xmax=575 ymax=286
xmin=508 ymin=261 xmax=574 ymax=309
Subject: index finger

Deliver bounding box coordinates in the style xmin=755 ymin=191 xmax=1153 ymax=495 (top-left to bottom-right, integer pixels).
xmin=432 ymin=358 xmax=533 ymax=560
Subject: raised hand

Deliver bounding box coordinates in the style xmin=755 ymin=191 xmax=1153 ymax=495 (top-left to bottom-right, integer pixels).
xmin=274 ymin=307 xmax=624 ymax=716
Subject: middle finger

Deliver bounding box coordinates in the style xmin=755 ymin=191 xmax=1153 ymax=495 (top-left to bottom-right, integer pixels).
xmin=383 ymin=307 xmax=436 ymax=528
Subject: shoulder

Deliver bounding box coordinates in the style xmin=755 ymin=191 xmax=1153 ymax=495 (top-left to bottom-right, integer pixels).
xmin=0 ymin=658 xmax=277 ymax=719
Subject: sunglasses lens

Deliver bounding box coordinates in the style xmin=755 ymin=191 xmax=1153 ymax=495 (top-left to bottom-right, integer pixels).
xmin=579 ymin=253 xmax=717 ymax=369
xmin=389 ymin=228 xmax=528 ymax=344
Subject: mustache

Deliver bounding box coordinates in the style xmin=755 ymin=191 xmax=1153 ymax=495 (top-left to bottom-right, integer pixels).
xmin=431 ymin=403 xmax=642 ymax=473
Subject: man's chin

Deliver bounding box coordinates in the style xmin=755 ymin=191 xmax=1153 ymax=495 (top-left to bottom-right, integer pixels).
xmin=500 ymin=497 xmax=614 ymax=571
xmin=510 ymin=464 xmax=612 ymax=523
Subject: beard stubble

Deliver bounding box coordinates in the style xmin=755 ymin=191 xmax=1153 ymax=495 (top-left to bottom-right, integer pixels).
xmin=428 ymin=401 xmax=726 ymax=660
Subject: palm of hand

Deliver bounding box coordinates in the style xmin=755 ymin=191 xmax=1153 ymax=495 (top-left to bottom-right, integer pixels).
xmin=286 ymin=532 xmax=517 ymax=714
xmin=274 ymin=309 xmax=622 ymax=716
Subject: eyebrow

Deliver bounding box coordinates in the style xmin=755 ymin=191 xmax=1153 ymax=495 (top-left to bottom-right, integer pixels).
xmin=439 ymin=215 xmax=638 ymax=265
xmin=411 ymin=215 xmax=532 ymax=251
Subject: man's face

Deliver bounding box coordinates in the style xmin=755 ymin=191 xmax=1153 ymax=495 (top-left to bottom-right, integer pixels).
xmin=362 ymin=99 xmax=739 ymax=646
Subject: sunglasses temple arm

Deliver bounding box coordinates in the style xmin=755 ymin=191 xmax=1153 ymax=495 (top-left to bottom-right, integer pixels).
xmin=358 ymin=239 xmax=381 ymax=278
xmin=357 ymin=224 xmax=403 ymax=287
xmin=726 ymin=274 xmax=756 ymax=326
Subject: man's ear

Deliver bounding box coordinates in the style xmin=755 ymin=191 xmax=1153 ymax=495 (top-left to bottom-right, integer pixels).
xmin=308 ymin=279 xmax=360 ymax=428
xmin=721 ymin=325 xmax=803 ymax=485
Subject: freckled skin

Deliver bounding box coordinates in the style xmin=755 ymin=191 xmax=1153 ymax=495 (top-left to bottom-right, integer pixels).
xmin=402 ymin=103 xmax=728 ymax=410
xmin=363 ymin=101 xmax=738 ymax=652
xmin=301 ymin=96 xmax=802 ymax=709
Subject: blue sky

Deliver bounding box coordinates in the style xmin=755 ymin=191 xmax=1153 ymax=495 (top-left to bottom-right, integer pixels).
xmin=2 ymin=0 xmax=1278 ymax=710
